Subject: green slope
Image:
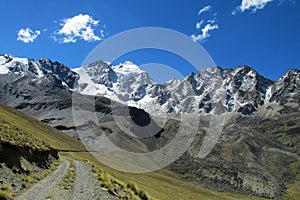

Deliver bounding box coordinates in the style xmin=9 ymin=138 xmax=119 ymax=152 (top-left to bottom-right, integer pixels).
xmin=0 ymin=104 xmax=267 ymax=200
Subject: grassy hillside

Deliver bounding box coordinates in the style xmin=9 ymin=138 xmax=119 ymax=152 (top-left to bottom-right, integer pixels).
xmin=0 ymin=119 xmax=49 ymax=150
xmin=0 ymin=104 xmax=268 ymax=200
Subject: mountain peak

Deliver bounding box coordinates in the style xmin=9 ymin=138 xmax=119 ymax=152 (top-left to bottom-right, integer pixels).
xmin=113 ymin=61 xmax=146 ymax=75
xmin=234 ymin=65 xmax=258 ymax=75
xmin=73 ymin=59 xmax=153 ymax=101
xmin=270 ymin=68 xmax=300 ymax=104
xmin=122 ymin=61 xmax=135 ymax=65
xmin=280 ymin=69 xmax=300 ymax=80
xmin=0 ymin=53 xmax=14 ymax=60
xmin=85 ymin=60 xmax=110 ymax=68
xmin=0 ymin=55 xmax=41 ymax=76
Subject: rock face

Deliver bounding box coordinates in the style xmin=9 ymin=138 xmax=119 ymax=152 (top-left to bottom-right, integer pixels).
xmin=167 ymin=105 xmax=300 ymax=198
xmin=0 ymin=54 xmax=299 ymax=199
xmin=0 ymin=141 xmax=58 ymax=170
xmin=270 ymin=69 xmax=300 ymax=104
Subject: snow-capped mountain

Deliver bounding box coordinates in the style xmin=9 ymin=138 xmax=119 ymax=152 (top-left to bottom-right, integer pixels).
xmin=270 ymin=69 xmax=300 ymax=104
xmin=72 ymin=60 xmax=153 ymax=104
xmin=0 ymin=54 xmax=78 ymax=88
xmin=72 ymin=59 xmax=298 ymax=115
xmin=0 ymin=54 xmax=299 ymax=115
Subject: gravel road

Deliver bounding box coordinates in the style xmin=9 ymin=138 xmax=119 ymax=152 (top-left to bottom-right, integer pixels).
xmin=16 ymin=159 xmax=70 ymax=200
xmin=73 ymin=160 xmax=116 ymax=200
xmin=15 ymin=158 xmax=116 ymax=200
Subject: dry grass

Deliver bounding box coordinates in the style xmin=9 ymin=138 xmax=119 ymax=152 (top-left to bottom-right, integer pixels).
xmin=20 ymin=159 xmax=62 ymax=189
xmin=0 ymin=183 xmax=12 ymax=200
xmin=0 ymin=191 xmax=11 ymax=200
xmin=57 ymin=159 xmax=76 ymax=190
xmin=0 ymin=119 xmax=49 ymax=150
xmin=91 ymin=165 xmax=152 ymax=200
xmin=282 ymin=157 xmax=300 ymax=200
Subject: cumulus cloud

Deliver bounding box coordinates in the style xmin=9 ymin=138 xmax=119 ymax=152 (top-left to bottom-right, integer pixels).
xmin=54 ymin=14 xmax=103 ymax=43
xmin=191 ymin=23 xmax=219 ymax=43
xmin=233 ymin=0 xmax=274 ymax=14
xmin=17 ymin=28 xmax=41 ymax=43
xmin=198 ymin=5 xmax=211 ymax=15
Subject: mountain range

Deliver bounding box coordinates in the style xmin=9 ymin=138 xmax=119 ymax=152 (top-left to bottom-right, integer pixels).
xmin=0 ymin=54 xmax=299 ymax=115
xmin=0 ymin=54 xmax=299 ymax=199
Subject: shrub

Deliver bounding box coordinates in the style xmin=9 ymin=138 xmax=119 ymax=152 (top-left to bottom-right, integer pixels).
xmin=100 ymin=179 xmax=112 ymax=189
xmin=11 ymin=166 xmax=19 ymax=174
xmin=127 ymin=183 xmax=138 ymax=194
xmin=43 ymin=169 xmax=52 ymax=176
xmin=107 ymin=187 xmax=116 ymax=196
xmin=0 ymin=184 xmax=12 ymax=200
xmin=138 ymin=190 xmax=149 ymax=200
xmin=33 ymin=173 xmax=43 ymax=181
xmin=0 ymin=190 xmax=11 ymax=200
xmin=21 ymin=182 xmax=26 ymax=188
xmin=0 ymin=184 xmax=10 ymax=191
xmin=22 ymin=175 xmax=34 ymax=183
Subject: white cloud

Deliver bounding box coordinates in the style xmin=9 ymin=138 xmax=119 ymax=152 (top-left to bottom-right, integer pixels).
xmin=17 ymin=28 xmax=41 ymax=43
xmin=233 ymin=0 xmax=274 ymax=14
xmin=196 ymin=20 xmax=204 ymax=29
xmin=198 ymin=5 xmax=211 ymax=15
xmin=192 ymin=5 xmax=218 ymax=43
xmin=191 ymin=23 xmax=219 ymax=43
xmin=207 ymin=19 xmax=216 ymax=24
xmin=54 ymin=14 xmax=102 ymax=43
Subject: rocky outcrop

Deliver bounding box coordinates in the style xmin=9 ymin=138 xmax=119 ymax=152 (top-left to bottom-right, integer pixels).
xmin=0 ymin=141 xmax=58 ymax=171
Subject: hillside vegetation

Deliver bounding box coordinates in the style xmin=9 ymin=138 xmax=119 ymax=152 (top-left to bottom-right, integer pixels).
xmin=0 ymin=104 xmax=269 ymax=200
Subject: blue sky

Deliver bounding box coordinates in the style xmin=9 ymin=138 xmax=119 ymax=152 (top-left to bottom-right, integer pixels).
xmin=0 ymin=0 xmax=299 ymax=82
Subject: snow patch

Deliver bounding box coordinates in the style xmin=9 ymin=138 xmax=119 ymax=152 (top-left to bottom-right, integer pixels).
xmin=0 ymin=56 xmax=7 ymax=65
xmin=0 ymin=65 xmax=9 ymax=74
xmin=264 ymin=86 xmax=273 ymax=103
xmin=13 ymin=57 xmax=28 ymax=64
